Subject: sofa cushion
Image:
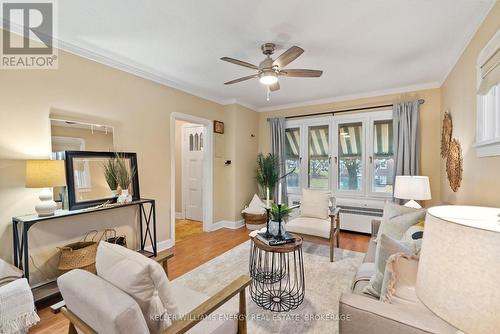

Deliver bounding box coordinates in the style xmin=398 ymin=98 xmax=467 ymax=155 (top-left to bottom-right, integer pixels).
xmin=286 ymin=217 xmax=330 ymax=239
xmin=363 ymin=235 xmax=416 ymax=298
xmin=96 ymin=241 xmax=179 ymax=334
xmin=352 ymin=262 xmax=377 ymax=297
xmin=170 ymin=283 xmax=238 ymax=334
xmin=58 ymin=269 xmax=149 ymax=334
xmin=378 ymin=202 xmax=426 ymax=242
xmin=300 ymin=188 xmax=330 ymax=220
xmin=381 ymin=253 xmax=421 ymax=306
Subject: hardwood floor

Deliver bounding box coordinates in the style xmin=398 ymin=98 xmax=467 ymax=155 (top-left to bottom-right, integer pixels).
xmin=175 ymin=219 xmax=203 ymax=242
xmin=31 ymin=227 xmax=369 ymax=333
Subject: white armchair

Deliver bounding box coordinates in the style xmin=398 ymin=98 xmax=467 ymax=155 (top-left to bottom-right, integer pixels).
xmin=285 ymin=189 xmax=340 ymax=262
xmin=56 ymin=242 xmax=251 ymax=334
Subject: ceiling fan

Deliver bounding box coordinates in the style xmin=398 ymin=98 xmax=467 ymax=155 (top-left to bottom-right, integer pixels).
xmin=221 ymin=43 xmax=323 ymax=95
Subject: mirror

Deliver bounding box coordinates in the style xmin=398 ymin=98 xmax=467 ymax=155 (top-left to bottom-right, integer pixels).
xmin=50 ymin=119 xmax=115 ymax=208
xmin=65 ymin=151 xmax=140 ymax=210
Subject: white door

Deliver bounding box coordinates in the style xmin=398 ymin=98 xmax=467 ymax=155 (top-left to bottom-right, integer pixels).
xmin=183 ymin=125 xmax=204 ymax=221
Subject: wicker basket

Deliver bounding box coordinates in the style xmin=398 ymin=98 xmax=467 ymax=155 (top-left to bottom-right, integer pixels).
xmin=243 ymin=212 xmax=267 ymax=230
xmin=57 ymin=230 xmax=99 ymax=274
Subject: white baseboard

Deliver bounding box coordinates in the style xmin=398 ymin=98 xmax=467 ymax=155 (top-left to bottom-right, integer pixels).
xmin=208 ymin=219 xmax=245 ymax=232
xmin=143 ymin=239 xmax=173 ymax=253
xmin=175 ymin=212 xmax=184 ymax=219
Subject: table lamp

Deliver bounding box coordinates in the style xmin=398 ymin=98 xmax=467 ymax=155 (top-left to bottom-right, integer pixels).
xmin=393 ymin=175 xmax=431 ymax=209
xmin=26 ymin=160 xmax=66 ymax=216
xmin=417 ymin=205 xmax=500 ymax=333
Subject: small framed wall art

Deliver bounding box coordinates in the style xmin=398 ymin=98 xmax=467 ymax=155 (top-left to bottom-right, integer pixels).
xmin=214 ymin=120 xmax=224 ymax=134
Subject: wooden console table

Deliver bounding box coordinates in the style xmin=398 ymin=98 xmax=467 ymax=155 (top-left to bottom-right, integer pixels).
xmin=12 ymin=199 xmax=159 ymax=302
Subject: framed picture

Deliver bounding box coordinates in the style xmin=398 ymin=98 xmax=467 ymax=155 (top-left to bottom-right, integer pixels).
xmin=214 ymin=120 xmax=224 ymax=134
xmin=65 ymin=151 xmax=140 ymax=210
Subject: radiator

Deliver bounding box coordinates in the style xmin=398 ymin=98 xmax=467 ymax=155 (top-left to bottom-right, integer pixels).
xmin=338 ymin=205 xmax=383 ymax=234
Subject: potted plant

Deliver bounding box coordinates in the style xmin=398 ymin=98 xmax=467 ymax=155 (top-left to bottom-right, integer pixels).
xmin=103 ymin=158 xmax=119 ymax=197
xmin=115 ymin=153 xmax=136 ymax=203
xmin=255 ymin=153 xmax=279 ymax=200
xmin=268 ymin=203 xmax=291 ymax=236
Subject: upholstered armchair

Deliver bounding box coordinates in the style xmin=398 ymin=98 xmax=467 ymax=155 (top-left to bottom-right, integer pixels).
xmin=56 ymin=242 xmax=252 ymax=334
xmin=285 ymin=189 xmax=340 ymax=262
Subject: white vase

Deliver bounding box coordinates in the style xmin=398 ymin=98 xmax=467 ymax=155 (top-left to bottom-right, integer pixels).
xmin=111 ymin=190 xmax=118 ymax=198
xmin=117 ymin=189 xmax=129 ymax=203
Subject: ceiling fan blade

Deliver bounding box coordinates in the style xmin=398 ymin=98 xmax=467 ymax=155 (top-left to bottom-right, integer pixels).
xmin=273 ymin=46 xmax=304 ymax=68
xmin=269 ymin=82 xmax=280 ymax=92
xmin=220 ymin=57 xmax=259 ymax=70
xmin=281 ymin=69 xmax=323 ymax=77
xmin=224 ymin=74 xmax=259 ymax=85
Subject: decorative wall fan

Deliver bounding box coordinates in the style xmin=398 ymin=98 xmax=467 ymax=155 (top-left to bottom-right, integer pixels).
xmin=441 ymin=111 xmax=452 ymax=158
xmin=446 ymin=138 xmax=463 ymax=192
xmin=221 ymin=43 xmax=323 ymax=99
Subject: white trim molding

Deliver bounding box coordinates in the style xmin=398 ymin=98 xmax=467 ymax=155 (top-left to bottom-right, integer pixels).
xmin=208 ymin=220 xmax=245 ymax=232
xmin=474 ymin=139 xmax=500 ymax=158
xmin=175 ymin=212 xmax=184 ymax=219
xmin=170 ymin=112 xmax=214 ymax=246
xmin=143 ymin=239 xmax=174 ymax=253
xmin=256 ymin=82 xmax=441 ymax=112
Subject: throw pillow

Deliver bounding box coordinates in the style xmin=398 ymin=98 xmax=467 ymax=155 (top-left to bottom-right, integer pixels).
xmin=362 ymin=234 xmax=417 ymax=298
xmin=242 ymin=194 xmax=266 ymax=215
xmin=300 ymin=188 xmax=330 ymax=220
xmin=380 ymin=253 xmax=421 ymax=306
xmin=96 ymin=241 xmax=179 ymax=333
xmin=377 ymin=201 xmax=426 ymax=242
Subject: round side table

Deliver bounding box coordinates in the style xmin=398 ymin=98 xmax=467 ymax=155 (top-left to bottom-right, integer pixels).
xmin=249 ymin=234 xmax=305 ymax=312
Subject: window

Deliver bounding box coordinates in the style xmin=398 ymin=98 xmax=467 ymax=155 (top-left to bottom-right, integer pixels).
xmin=372 ymin=120 xmax=394 ymax=194
xmin=475 ymin=31 xmax=500 ymax=157
xmin=285 ymin=110 xmax=393 ymax=199
xmin=337 ymin=122 xmax=363 ymax=192
xmin=308 ymin=125 xmax=329 ymax=189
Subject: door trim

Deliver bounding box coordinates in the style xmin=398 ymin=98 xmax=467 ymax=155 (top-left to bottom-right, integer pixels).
xmin=170 ymin=113 xmax=213 ymax=245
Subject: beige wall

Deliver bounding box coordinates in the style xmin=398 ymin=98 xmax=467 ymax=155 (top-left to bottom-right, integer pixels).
xmin=440 ymin=3 xmax=500 ymax=206
xmin=226 ymin=105 xmax=260 ymax=221
xmin=51 ymin=124 xmax=114 ymax=152
xmin=0 ymin=32 xmax=259 ymax=279
xmin=258 ymin=88 xmax=442 ymax=207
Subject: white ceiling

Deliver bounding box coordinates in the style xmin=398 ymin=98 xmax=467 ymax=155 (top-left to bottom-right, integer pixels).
xmin=55 ymin=0 xmax=494 ymax=111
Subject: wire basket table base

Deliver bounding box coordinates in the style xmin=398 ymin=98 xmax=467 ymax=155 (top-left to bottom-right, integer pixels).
xmin=249 ymin=235 xmax=305 ymax=312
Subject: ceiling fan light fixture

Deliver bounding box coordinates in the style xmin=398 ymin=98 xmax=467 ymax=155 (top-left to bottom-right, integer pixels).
xmin=259 ymin=71 xmax=278 ymax=85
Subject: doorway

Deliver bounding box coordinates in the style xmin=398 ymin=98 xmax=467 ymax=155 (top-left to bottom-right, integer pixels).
xmin=171 ymin=113 xmax=213 ymax=245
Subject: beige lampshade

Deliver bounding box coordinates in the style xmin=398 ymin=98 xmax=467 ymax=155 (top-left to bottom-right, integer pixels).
xmin=416 ymin=206 xmax=500 ymax=333
xmin=25 ymin=160 xmax=66 ymax=188
xmin=394 ymin=175 xmax=431 ymax=200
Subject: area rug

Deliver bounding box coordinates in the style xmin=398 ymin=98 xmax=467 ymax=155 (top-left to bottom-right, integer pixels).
xmin=170 ymin=240 xmax=364 ymax=333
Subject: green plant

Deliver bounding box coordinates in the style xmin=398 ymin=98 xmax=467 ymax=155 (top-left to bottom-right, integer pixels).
xmin=115 ymin=153 xmax=136 ymax=190
xmin=255 ymin=153 xmax=279 ymax=198
xmin=270 ymin=203 xmax=291 ymax=221
xmin=103 ymin=158 xmax=119 ymax=191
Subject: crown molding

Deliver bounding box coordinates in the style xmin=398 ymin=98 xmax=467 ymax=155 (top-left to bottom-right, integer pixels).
xmin=256 ymin=81 xmax=441 ymax=112
xmin=2 ymin=21 xmax=229 ymax=106
xmin=220 ymin=98 xmax=259 ymax=111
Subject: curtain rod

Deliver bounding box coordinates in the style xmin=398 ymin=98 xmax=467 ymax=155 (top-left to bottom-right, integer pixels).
xmin=272 ymin=99 xmax=425 ymax=120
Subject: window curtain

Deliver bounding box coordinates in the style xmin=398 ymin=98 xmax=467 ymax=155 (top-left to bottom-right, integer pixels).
xmin=269 ymin=117 xmax=287 ymax=204
xmin=393 ymin=100 xmax=420 ymax=185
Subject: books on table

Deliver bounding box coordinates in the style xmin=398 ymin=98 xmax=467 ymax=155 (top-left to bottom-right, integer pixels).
xmin=256 ymin=231 xmax=295 ymax=246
